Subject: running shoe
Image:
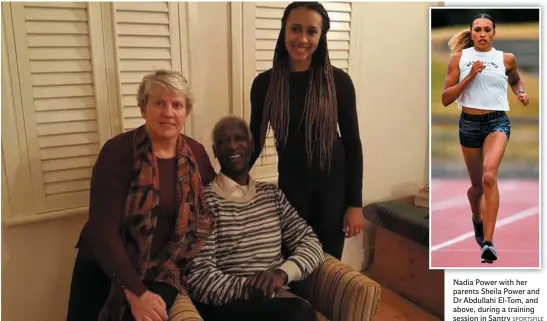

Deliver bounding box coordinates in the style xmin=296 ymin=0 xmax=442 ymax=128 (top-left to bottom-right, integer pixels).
xmin=472 ymin=218 xmax=484 ymax=247
xmin=481 ymin=241 xmax=498 ymax=264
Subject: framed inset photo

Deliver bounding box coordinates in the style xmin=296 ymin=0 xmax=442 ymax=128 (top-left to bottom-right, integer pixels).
xmin=429 ymin=7 xmax=541 ymax=269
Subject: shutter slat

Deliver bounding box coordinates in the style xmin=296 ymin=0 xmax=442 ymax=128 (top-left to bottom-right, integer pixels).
xmin=40 ymin=143 xmax=99 ymax=160
xmin=124 ymin=107 xmax=142 ymax=118
xmin=326 ymin=11 xmax=351 ymax=22
xmin=327 ymin=40 xmax=350 ymax=50
xmin=26 ymin=21 xmax=89 ymax=34
xmin=124 ymin=118 xmax=146 ymax=130
xmin=37 ymin=120 xmax=98 ymax=136
xmin=256 ymin=61 xmax=272 ymax=72
xmin=119 ymin=60 xmax=172 ymax=72
xmin=255 ymin=29 xmax=282 ymax=40
xmin=116 ymin=23 xmax=170 ymax=36
xmin=122 ymin=95 xmax=138 ymax=107
xmin=118 ymin=48 xmax=172 ymax=60
xmin=35 ymin=108 xmax=97 ymax=124
xmin=25 ymin=7 xmax=88 ymax=22
xmin=325 ymin=31 xmax=350 ymax=41
xmin=30 ymin=60 xmax=92 ymax=73
xmin=24 ymin=2 xmax=87 ymax=9
xmin=33 ymin=84 xmax=94 ymax=98
xmin=45 ymin=179 xmax=90 ymax=196
xmin=34 ymin=97 xmax=96 ymax=111
xmin=121 ymin=84 xmax=139 ymax=96
xmin=328 ymin=50 xmax=349 ymax=60
xmin=38 ymin=132 xmax=100 ymax=149
xmin=330 ymin=59 xmax=349 ymax=69
xmin=255 ymin=2 xmax=291 ymax=9
xmin=117 ymin=36 xmax=171 ymax=48
xmin=43 ymin=167 xmax=93 ymax=184
xmin=116 ymin=10 xmax=169 ymax=24
xmin=331 ymin=21 xmax=351 ymax=31
xmin=27 ymin=35 xmax=89 ymax=47
xmin=255 ymin=7 xmax=285 ymax=20
xmin=320 ymin=2 xmax=352 ymax=12
xmin=29 ymin=48 xmax=90 ymax=61
xmin=120 ymin=71 xmax=156 ymax=84
xmin=42 ymin=155 xmax=97 ymax=172
xmin=32 ymin=72 xmax=93 ymax=86
xmin=255 ymin=19 xmax=282 ymax=30
xmin=115 ymin=2 xmax=169 ymax=12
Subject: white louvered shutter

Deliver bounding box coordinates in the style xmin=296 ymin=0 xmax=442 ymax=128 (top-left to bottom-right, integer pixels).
xmin=243 ymin=1 xmax=352 ymax=179
xmin=9 ymin=2 xmax=111 ymax=214
xmin=113 ymin=2 xmax=182 ymax=131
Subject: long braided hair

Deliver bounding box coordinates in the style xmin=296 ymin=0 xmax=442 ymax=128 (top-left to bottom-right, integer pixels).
xmin=448 ymin=14 xmax=496 ymax=54
xmin=260 ymin=1 xmax=338 ymax=171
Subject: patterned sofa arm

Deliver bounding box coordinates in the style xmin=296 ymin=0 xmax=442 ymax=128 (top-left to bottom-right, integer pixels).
xmin=296 ymin=254 xmax=381 ymax=321
xmin=169 ymin=292 xmax=202 ymax=321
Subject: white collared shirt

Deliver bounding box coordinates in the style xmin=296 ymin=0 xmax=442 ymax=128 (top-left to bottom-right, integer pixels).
xmin=215 ymin=173 xmax=250 ymax=199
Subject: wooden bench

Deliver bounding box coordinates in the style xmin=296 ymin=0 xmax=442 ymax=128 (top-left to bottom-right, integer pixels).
xmin=363 ymin=197 xmax=444 ymax=319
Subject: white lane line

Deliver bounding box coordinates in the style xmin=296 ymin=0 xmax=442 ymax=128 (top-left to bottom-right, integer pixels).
xmin=434 ymin=249 xmax=538 ymax=253
xmin=431 ymin=183 xmax=519 ymax=211
xmin=431 ymin=205 xmax=539 ymax=252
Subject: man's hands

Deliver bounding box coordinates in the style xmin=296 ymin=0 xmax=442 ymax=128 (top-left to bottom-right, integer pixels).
xmin=244 ymin=268 xmax=288 ymax=300
xmin=125 ymin=290 xmax=169 ymax=321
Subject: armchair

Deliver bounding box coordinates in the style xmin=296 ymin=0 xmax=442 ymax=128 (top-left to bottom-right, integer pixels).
xmin=168 ymin=254 xmax=381 ymax=321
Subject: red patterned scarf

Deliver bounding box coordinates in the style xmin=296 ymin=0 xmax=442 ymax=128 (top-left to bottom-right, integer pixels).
xmin=99 ymin=126 xmax=214 ymax=321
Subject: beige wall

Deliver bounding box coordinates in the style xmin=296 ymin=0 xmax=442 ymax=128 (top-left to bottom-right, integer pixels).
xmin=185 ymin=2 xmax=232 ymax=169
xmin=1 ymin=216 xmax=87 ymax=321
xmin=1 ymin=2 xmax=430 ymax=321
xmin=341 ymin=2 xmax=431 ymax=270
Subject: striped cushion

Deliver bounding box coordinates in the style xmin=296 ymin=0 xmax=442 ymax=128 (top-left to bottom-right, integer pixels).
xmin=169 ymin=293 xmax=202 ymax=321
xmin=294 ymin=254 xmax=381 ymax=321
xmin=364 ymin=201 xmax=429 ymax=246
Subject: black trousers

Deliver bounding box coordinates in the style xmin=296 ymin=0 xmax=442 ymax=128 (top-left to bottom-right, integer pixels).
xmin=66 ymin=255 xmax=178 ymax=321
xmin=194 ymin=298 xmax=316 ymax=321
xmin=278 ymin=166 xmax=347 ymax=260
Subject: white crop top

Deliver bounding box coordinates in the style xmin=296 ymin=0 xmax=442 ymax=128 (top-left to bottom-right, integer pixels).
xmin=455 ymin=47 xmax=510 ymax=111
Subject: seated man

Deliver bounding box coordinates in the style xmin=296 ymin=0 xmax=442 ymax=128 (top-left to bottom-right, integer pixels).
xmin=187 ymin=115 xmax=324 ymax=321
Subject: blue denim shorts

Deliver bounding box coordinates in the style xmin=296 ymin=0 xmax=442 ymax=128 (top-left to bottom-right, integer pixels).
xmin=459 ymin=111 xmax=511 ymax=148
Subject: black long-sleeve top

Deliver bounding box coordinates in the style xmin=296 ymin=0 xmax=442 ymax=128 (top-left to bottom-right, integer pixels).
xmin=249 ymin=66 xmax=363 ymax=208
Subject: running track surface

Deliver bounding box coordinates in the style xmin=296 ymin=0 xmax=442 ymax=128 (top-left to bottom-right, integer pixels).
xmin=430 ymin=179 xmax=540 ymax=268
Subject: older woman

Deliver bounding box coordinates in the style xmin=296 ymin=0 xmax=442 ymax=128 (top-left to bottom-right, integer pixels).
xmin=66 ymin=70 xmax=216 ymax=321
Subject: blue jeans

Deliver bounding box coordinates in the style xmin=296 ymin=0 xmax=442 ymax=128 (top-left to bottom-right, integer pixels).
xmin=459 ymin=111 xmax=511 ymax=148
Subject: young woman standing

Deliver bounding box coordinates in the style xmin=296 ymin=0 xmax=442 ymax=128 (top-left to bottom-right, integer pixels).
xmin=249 ymin=2 xmax=365 ymax=260
xmin=442 ymin=14 xmax=530 ymax=263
